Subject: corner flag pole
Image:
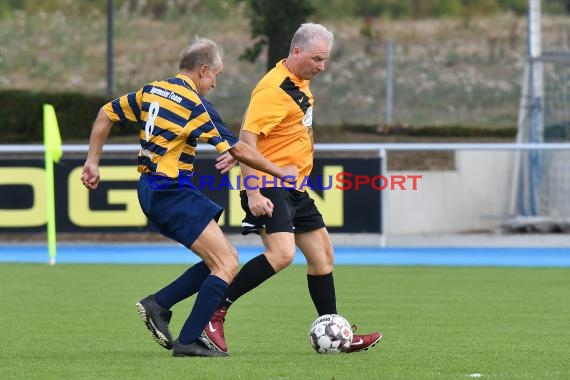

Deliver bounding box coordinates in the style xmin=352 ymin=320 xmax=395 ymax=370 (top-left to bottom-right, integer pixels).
xmin=43 ymin=104 xmax=63 ymax=266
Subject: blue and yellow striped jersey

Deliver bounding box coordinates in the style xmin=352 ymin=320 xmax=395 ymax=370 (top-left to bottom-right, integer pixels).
xmin=103 ymin=74 xmax=238 ymax=178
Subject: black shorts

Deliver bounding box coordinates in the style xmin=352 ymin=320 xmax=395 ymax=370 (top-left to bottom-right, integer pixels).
xmin=240 ymin=187 xmax=325 ymax=235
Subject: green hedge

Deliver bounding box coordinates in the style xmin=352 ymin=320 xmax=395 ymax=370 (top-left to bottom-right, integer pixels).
xmin=342 ymin=124 xmax=517 ymax=138
xmin=0 ymin=90 xmax=135 ymax=143
xmin=2 ymin=89 xmax=517 ymax=144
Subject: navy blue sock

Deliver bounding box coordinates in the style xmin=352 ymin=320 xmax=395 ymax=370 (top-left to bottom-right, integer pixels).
xmin=154 ymin=261 xmax=210 ymax=310
xmin=178 ymin=275 xmax=228 ymax=345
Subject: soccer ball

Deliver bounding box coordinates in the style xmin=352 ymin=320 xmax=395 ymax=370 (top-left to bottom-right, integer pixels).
xmin=309 ymin=314 xmax=353 ymax=354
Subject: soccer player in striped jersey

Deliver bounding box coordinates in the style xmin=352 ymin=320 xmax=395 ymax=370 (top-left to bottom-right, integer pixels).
xmin=202 ymin=23 xmax=382 ymax=354
xmin=81 ymin=37 xmax=296 ymax=358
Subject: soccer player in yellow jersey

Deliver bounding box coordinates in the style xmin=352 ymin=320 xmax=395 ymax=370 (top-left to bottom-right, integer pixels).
xmin=202 ymin=24 xmax=382 ymax=354
xmin=81 ymin=38 xmax=296 ymax=357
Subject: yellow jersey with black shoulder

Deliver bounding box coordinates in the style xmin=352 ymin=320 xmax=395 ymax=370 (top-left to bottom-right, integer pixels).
xmin=242 ymin=59 xmax=314 ymax=191
xmin=103 ymin=74 xmax=238 ymax=178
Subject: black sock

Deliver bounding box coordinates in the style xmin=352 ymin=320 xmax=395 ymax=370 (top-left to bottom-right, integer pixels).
xmin=221 ymin=254 xmax=276 ymax=309
xmin=307 ymin=272 xmax=337 ymax=315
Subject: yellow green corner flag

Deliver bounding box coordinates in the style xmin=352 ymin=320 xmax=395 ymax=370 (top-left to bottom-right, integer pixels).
xmin=43 ymin=104 xmax=63 ymax=164
xmin=43 ymin=104 xmax=63 ymax=265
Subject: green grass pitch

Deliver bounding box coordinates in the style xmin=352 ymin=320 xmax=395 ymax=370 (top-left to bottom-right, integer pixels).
xmin=0 ymin=263 xmax=568 ymax=379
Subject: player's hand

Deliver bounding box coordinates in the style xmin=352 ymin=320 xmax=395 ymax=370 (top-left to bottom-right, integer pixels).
xmin=248 ymin=192 xmax=274 ymax=217
xmin=81 ymin=162 xmax=100 ymax=190
xmin=281 ymin=165 xmax=298 ymax=184
xmin=215 ymin=152 xmax=238 ymax=174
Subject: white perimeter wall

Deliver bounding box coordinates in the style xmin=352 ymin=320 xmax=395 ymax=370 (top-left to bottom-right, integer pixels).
xmin=386 ymin=151 xmax=515 ymax=234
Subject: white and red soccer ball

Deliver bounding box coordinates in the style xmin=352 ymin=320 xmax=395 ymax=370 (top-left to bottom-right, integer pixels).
xmin=309 ymin=314 xmax=353 ymax=354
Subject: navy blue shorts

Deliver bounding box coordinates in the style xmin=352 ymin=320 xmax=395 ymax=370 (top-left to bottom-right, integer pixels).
xmin=137 ymin=173 xmax=223 ymax=248
xmin=240 ymin=187 xmax=325 ymax=235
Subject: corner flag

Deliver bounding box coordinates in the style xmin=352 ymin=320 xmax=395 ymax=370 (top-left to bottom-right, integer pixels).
xmin=43 ymin=104 xmax=62 ymax=164
xmin=43 ymin=104 xmax=62 ymax=265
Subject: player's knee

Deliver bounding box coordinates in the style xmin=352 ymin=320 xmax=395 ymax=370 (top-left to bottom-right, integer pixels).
xmin=267 ymin=246 xmax=296 ymax=271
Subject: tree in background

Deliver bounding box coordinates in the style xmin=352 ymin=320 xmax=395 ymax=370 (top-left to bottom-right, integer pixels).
xmin=239 ymin=0 xmax=315 ymax=71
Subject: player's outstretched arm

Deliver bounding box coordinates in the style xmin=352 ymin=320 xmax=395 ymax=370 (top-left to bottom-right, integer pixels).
xmin=81 ymin=108 xmax=114 ymax=190
xmin=227 ymin=141 xmax=297 ymax=183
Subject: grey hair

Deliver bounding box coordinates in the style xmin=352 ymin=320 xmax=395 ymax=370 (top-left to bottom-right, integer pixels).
xmin=179 ymin=37 xmax=223 ymax=71
xmin=289 ymin=23 xmax=334 ymax=53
